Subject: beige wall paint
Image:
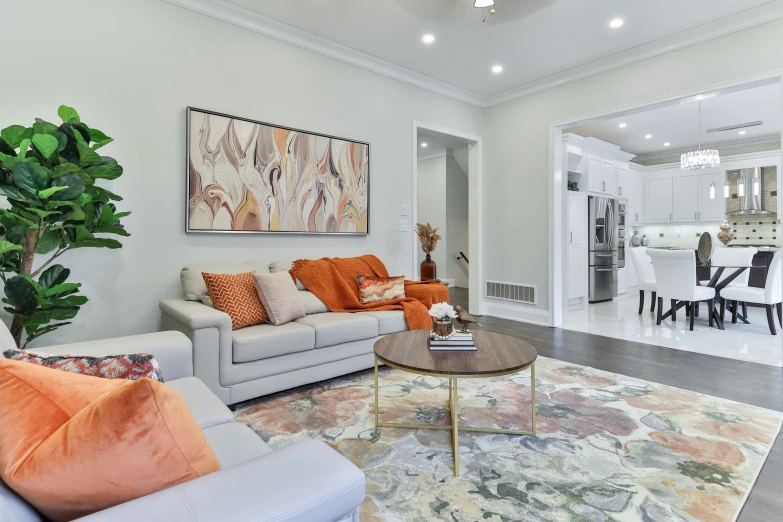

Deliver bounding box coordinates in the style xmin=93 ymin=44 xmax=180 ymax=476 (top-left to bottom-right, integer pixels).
xmin=484 ymin=20 xmax=783 ymax=319
xmin=0 ymin=0 xmax=484 ymax=346
xmin=446 ymin=155 xmax=469 ymax=288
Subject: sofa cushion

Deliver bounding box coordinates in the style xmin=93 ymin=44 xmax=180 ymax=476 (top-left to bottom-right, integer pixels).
xmin=203 ymin=272 xmax=269 ymax=330
xmin=269 ymin=260 xmax=307 ymax=290
xmin=202 ymin=423 xmax=272 ymax=469
xmin=232 ymin=322 xmax=315 ymax=363
xmin=166 ymin=377 xmax=234 ymax=429
xmin=253 ymin=272 xmax=306 ymax=325
xmin=181 ymin=262 xmax=271 ymax=305
xmin=300 ymin=290 xmax=329 ymax=315
xmin=359 ymin=311 xmax=409 ymax=335
xmin=295 ymin=313 xmax=378 ymax=348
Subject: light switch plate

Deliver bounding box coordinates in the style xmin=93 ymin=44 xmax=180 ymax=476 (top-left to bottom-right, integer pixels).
xmin=398 ymin=219 xmax=408 ymax=232
xmin=401 ymin=204 xmax=408 ymax=216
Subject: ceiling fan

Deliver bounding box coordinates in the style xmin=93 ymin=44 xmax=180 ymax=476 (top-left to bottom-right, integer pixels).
xmin=474 ymin=0 xmax=496 ymax=22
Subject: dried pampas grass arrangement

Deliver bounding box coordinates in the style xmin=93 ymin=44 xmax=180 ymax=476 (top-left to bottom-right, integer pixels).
xmin=416 ymin=222 xmax=442 ymax=254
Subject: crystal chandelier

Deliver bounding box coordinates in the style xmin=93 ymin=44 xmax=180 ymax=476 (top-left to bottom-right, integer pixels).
xmin=681 ymin=100 xmax=720 ymax=170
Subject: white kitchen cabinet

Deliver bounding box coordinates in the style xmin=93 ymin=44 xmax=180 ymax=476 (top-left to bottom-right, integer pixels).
xmin=672 ymin=172 xmax=699 ymax=222
xmin=602 ymin=160 xmax=617 ymax=195
xmin=568 ymin=244 xmax=586 ymax=299
xmin=645 ymin=176 xmax=673 ymax=223
xmin=618 ymin=267 xmax=627 ymax=295
xmin=629 ymin=177 xmax=643 ymax=223
xmin=616 ymin=168 xmax=630 ymax=198
xmin=698 ymin=171 xmax=727 ymax=221
xmin=587 ymin=157 xmax=604 ymax=193
xmin=567 ymin=192 xmax=586 ymax=245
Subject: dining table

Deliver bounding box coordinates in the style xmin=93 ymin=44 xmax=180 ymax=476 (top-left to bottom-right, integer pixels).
xmin=658 ymin=263 xmax=765 ymax=330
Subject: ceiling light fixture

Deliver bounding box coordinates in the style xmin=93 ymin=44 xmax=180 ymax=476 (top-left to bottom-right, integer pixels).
xmin=492 ymin=65 xmax=503 ymax=74
xmin=664 ymin=142 xmax=671 ymax=147
xmin=420 ymin=143 xmax=428 ymax=148
xmin=645 ymin=134 xmax=652 ymax=139
xmin=422 ymin=34 xmax=435 ymax=44
xmin=474 ymin=0 xmax=495 ymax=22
xmin=739 ymin=130 xmax=746 ymax=135
xmin=681 ymin=100 xmax=720 ymax=170
xmin=618 ymin=123 xmax=627 ymax=129
xmin=610 ymin=18 xmax=624 ymax=29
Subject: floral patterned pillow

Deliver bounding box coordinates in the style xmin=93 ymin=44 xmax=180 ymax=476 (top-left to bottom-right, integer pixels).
xmin=2 ymin=349 xmax=163 ymax=382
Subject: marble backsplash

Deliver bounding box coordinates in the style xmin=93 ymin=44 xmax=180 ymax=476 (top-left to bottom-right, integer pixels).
xmin=630 ymin=215 xmax=781 ymax=249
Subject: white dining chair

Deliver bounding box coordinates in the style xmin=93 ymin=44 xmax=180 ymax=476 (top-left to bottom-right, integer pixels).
xmin=700 ymin=247 xmax=757 ymax=320
xmin=649 ymin=248 xmax=716 ymax=331
xmin=720 ymin=250 xmax=782 ymax=335
xmin=629 ymin=247 xmax=657 ymax=314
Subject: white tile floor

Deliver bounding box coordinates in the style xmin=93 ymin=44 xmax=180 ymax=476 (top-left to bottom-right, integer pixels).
xmin=562 ymin=293 xmax=783 ymax=367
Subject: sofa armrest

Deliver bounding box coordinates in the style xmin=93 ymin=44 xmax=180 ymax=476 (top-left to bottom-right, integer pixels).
xmin=76 ymin=440 xmax=366 ymax=522
xmin=160 ymin=298 xmax=231 ymax=330
xmin=38 ymin=331 xmax=193 ymax=381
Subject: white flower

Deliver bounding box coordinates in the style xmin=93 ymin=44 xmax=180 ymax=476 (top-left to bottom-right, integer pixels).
xmin=428 ymin=302 xmax=457 ymax=319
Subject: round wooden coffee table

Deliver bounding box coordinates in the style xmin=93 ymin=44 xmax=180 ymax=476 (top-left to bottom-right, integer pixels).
xmin=373 ymin=329 xmax=538 ymax=476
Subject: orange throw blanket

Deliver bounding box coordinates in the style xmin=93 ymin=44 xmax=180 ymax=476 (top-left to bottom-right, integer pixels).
xmin=290 ymin=255 xmax=449 ymax=330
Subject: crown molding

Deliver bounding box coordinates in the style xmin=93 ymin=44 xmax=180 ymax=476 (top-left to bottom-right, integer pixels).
xmin=161 ymin=0 xmax=486 ymax=107
xmin=633 ymin=133 xmax=781 ymax=163
xmin=485 ymin=1 xmax=783 ymax=107
xmin=162 ymin=0 xmax=783 ymax=109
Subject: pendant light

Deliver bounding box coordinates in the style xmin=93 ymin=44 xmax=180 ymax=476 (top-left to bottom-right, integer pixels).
xmin=681 ymin=100 xmax=720 ymax=170
xmin=752 ymin=133 xmax=761 ymax=196
xmin=474 ymin=0 xmax=496 ymax=22
xmin=710 ymin=182 xmax=716 ymax=199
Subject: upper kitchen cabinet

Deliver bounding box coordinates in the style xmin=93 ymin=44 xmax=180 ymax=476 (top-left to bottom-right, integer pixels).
xmin=672 ymin=172 xmax=698 ymax=222
xmin=698 ymin=171 xmax=728 ymax=221
xmin=645 ymin=174 xmax=673 ymax=223
xmin=629 ymin=174 xmax=644 ymax=223
xmin=580 ymin=137 xmax=636 ymax=196
xmin=616 ymin=167 xmax=630 ymax=199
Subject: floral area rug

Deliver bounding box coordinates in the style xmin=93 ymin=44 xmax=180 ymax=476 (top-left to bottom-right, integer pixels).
xmin=234 ymin=356 xmax=781 ymax=522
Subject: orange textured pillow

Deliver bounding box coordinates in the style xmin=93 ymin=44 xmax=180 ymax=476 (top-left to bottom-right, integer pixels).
xmin=202 ymin=271 xmax=269 ymax=330
xmin=0 ymin=358 xmax=220 ymax=522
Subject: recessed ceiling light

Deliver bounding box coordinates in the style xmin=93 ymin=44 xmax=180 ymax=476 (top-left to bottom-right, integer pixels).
xmin=618 ymin=123 xmax=627 ymax=129
xmin=609 ymin=18 xmax=624 ymax=29
xmin=739 ymin=130 xmax=747 ymax=135
xmin=664 ymin=142 xmax=671 ymax=147
xmin=422 ymin=34 xmax=435 ymax=44
xmin=492 ymin=65 xmax=503 ymax=74
xmin=421 ymin=143 xmax=428 ymax=148
xmin=645 ymin=134 xmax=653 ymax=139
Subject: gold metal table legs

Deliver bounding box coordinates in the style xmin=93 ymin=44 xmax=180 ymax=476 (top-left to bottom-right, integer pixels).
xmin=373 ymin=356 xmax=537 ymax=477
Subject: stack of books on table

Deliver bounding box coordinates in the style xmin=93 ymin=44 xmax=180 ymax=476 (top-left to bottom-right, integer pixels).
xmin=429 ymin=332 xmax=477 ymax=351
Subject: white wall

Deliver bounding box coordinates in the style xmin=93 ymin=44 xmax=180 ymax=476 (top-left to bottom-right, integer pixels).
xmin=1 ymin=0 xmax=484 ymax=346
xmin=446 ymin=154 xmax=469 ymax=287
xmin=416 ymin=156 xmax=448 ymax=274
xmin=484 ymin=19 xmax=783 ymax=323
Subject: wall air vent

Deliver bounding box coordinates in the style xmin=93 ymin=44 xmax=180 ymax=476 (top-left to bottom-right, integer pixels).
xmin=485 ymin=281 xmax=536 ymax=305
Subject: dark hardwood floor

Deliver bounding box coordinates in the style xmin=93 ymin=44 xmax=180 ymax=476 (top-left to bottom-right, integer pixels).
xmin=449 ymin=287 xmax=782 ymax=522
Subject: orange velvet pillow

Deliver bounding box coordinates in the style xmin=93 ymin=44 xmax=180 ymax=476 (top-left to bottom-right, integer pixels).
xmin=0 ymin=358 xmax=220 ymax=522
xmin=202 ymin=271 xmax=269 ymax=330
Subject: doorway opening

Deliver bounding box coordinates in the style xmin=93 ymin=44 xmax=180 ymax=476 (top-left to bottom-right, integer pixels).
xmin=413 ymin=122 xmax=483 ymax=314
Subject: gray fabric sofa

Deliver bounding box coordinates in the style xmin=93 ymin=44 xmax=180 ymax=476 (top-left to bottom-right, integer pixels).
xmin=160 ymin=261 xmax=409 ymax=405
xmin=0 ymin=330 xmax=365 ymax=522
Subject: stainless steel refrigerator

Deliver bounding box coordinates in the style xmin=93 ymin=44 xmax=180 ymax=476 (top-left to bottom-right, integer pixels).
xmin=588 ymin=196 xmax=619 ymax=302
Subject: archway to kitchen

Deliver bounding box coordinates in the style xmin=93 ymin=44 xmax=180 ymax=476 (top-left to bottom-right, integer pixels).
xmin=549 ymin=75 xmax=783 ymax=367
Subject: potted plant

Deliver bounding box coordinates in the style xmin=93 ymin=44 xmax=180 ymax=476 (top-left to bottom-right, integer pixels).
xmin=416 ymin=222 xmax=441 ymax=281
xmin=0 ymin=106 xmax=130 ymax=347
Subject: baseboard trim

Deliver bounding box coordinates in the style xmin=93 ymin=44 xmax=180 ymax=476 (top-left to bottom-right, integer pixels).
xmin=484 ymin=303 xmax=551 ymax=326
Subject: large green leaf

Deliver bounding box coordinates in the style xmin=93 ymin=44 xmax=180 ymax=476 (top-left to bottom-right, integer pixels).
xmin=31 ymin=134 xmax=59 ymax=159
xmin=85 ymin=161 xmax=122 ymax=180
xmin=39 ymin=264 xmax=70 ymax=289
xmin=0 ymin=138 xmax=15 ymax=156
xmin=44 ymin=283 xmax=81 ymax=297
xmin=37 ymin=186 xmax=69 ymax=199
xmin=68 ymin=237 xmax=122 ymax=249
xmin=32 ymin=120 xmax=59 ymax=136
xmin=17 ymin=138 xmax=30 ymax=158
xmin=11 ymin=161 xmax=48 ymax=194
xmin=1 ymin=126 xmax=32 ymax=148
xmin=86 ymin=185 xmax=122 ymax=202
xmin=77 ymin=141 xmax=102 ymax=165
xmin=0 ymin=185 xmax=39 ymax=203
xmin=57 ymin=105 xmax=80 ymax=124
xmin=50 ymin=173 xmax=84 ymax=200
xmin=0 ymin=240 xmax=23 ymax=255
xmin=4 ymin=276 xmax=37 ymax=315
xmin=35 ymin=229 xmax=61 ymax=254
xmin=88 ymin=127 xmax=111 ymax=144
xmin=94 ymin=224 xmax=130 ymax=236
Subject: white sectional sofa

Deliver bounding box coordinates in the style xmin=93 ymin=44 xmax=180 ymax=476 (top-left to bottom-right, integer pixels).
xmin=0 ymin=331 xmax=366 ymax=522
xmin=160 ymin=261 xmax=409 ymax=406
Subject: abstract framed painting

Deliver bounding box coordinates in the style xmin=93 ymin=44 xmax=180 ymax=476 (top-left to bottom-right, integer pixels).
xmin=186 ymin=107 xmax=370 ymax=234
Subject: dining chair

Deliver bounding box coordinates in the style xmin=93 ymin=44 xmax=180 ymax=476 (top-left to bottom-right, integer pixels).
xmin=649 ymin=248 xmax=716 ymax=331
xmin=720 ymin=250 xmax=782 ymax=335
xmin=629 ymin=247 xmax=657 ymax=314
xmin=698 ymin=247 xmax=757 ymax=319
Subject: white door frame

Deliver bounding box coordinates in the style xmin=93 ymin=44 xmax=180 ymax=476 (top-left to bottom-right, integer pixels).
xmin=412 ymin=121 xmax=485 ymax=315
xmin=548 ymin=71 xmax=783 ymax=327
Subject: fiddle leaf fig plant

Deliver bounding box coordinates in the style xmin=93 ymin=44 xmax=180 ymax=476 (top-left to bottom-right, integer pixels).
xmin=0 ymin=106 xmax=130 ymax=347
